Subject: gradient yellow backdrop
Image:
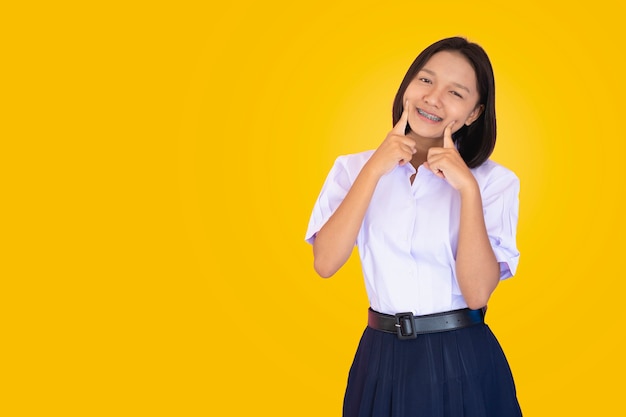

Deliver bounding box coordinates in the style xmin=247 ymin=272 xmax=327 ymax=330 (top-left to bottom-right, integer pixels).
xmin=3 ymin=1 xmax=625 ymax=415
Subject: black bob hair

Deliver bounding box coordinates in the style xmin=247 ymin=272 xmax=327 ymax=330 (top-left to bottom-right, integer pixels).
xmin=392 ymin=37 xmax=496 ymax=168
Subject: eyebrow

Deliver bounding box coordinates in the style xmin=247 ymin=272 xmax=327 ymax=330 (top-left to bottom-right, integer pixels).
xmin=419 ymin=68 xmax=471 ymax=94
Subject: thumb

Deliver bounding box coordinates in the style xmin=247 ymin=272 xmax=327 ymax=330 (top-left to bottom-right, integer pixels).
xmin=392 ymin=100 xmax=409 ymax=135
xmin=443 ymin=121 xmax=456 ymax=148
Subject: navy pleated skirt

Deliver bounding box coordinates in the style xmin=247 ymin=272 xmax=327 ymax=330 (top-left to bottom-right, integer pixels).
xmin=343 ymin=323 xmax=522 ymax=417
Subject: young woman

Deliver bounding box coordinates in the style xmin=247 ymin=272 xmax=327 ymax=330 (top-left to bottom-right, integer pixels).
xmin=305 ymin=37 xmax=522 ymax=417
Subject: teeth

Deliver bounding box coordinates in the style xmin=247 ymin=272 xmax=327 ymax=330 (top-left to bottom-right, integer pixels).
xmin=418 ymin=109 xmax=442 ymax=122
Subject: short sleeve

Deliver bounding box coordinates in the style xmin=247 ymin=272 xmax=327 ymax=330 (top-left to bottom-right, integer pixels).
xmin=481 ymin=168 xmax=521 ymax=279
xmin=304 ymin=155 xmax=356 ymax=245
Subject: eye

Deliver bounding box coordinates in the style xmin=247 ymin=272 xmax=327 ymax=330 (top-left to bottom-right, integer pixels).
xmin=450 ymin=91 xmax=464 ymax=99
xmin=419 ymin=77 xmax=432 ymax=84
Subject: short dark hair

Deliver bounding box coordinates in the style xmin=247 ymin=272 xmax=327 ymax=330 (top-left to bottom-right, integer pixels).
xmin=392 ymin=37 xmax=496 ymax=168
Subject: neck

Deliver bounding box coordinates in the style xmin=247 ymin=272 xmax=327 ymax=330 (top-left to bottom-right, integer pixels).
xmin=406 ymin=131 xmax=444 ymax=169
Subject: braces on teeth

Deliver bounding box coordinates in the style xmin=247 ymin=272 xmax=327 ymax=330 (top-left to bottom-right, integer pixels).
xmin=418 ymin=109 xmax=442 ymax=121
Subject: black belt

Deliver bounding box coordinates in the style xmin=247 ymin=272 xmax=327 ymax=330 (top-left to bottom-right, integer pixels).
xmin=367 ymin=307 xmax=485 ymax=340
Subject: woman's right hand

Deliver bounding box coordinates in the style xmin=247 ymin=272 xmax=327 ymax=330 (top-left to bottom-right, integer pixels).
xmin=312 ymin=102 xmax=416 ymax=278
xmin=364 ymin=100 xmax=417 ymax=177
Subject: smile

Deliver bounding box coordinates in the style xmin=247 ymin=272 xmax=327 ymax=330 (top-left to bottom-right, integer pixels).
xmin=417 ymin=108 xmax=443 ymax=122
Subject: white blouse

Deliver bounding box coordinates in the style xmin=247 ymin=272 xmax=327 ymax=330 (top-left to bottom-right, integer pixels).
xmin=305 ymin=150 xmax=520 ymax=316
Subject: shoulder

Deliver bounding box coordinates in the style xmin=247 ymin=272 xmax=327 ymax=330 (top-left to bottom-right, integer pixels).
xmin=332 ymin=150 xmax=375 ymax=175
xmin=471 ymin=159 xmax=519 ymax=188
xmin=335 ymin=149 xmax=375 ymax=165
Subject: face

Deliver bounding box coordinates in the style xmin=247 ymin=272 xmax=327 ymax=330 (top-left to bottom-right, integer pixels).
xmin=403 ymin=50 xmax=484 ymax=140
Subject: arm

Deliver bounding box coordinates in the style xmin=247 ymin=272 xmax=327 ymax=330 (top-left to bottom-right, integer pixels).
xmin=425 ymin=122 xmax=500 ymax=308
xmin=455 ymin=183 xmax=500 ymax=309
xmin=313 ymin=102 xmax=416 ymax=277
xmin=312 ymin=167 xmax=380 ymax=278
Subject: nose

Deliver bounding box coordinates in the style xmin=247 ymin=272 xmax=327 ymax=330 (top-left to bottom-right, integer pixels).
xmin=423 ymin=89 xmax=442 ymax=108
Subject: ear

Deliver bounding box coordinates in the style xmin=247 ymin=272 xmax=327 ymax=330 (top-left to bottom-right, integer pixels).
xmin=464 ymin=104 xmax=485 ymax=126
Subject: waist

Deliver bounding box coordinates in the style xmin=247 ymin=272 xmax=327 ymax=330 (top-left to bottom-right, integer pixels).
xmin=367 ymin=307 xmax=485 ymax=340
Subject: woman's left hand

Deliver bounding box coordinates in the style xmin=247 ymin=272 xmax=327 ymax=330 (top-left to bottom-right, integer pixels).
xmin=424 ymin=121 xmax=476 ymax=192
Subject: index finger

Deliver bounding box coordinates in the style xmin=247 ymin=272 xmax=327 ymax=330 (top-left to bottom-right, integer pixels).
xmin=443 ymin=121 xmax=456 ymax=148
xmin=391 ymin=100 xmax=409 ymax=135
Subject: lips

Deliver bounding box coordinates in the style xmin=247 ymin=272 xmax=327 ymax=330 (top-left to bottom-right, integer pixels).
xmin=417 ymin=108 xmax=443 ymax=122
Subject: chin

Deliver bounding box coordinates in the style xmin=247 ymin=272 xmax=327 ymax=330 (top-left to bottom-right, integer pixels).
xmin=409 ymin=127 xmax=444 ymax=139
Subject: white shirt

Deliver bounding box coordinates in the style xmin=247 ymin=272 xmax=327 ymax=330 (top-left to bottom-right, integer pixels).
xmin=305 ymin=150 xmax=520 ymax=316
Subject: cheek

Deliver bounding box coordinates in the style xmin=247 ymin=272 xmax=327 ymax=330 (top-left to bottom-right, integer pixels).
xmin=455 ymin=104 xmax=479 ymax=122
xmin=404 ymin=83 xmax=422 ymax=99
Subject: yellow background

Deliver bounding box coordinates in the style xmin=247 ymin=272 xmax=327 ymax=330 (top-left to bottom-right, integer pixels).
xmin=3 ymin=0 xmax=625 ymax=415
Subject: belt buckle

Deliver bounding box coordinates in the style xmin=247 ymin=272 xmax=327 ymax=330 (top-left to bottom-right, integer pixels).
xmin=395 ymin=312 xmax=417 ymax=340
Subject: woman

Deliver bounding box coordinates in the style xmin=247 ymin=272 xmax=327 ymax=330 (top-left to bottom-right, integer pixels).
xmin=305 ymin=37 xmax=522 ymax=417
